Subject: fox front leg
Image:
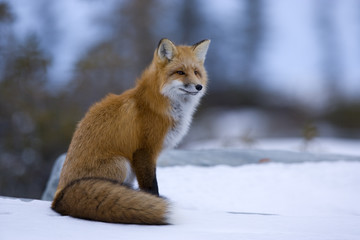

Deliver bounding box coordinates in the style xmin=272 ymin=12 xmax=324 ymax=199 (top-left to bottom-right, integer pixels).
xmin=132 ymin=149 xmax=159 ymax=196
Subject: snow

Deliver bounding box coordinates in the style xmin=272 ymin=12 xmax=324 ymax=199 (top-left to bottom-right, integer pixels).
xmin=2 ymin=161 xmax=360 ymax=240
xmin=184 ymin=137 xmax=360 ymax=157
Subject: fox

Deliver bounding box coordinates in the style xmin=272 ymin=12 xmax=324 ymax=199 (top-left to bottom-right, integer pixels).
xmin=51 ymin=38 xmax=210 ymax=225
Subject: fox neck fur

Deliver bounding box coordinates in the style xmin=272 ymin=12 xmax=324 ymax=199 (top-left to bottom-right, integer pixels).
xmin=132 ymin=65 xmax=201 ymax=149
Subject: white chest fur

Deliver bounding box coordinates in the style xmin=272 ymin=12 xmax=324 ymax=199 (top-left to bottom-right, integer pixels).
xmin=163 ymin=95 xmax=201 ymax=149
xmin=161 ymin=79 xmax=204 ymax=149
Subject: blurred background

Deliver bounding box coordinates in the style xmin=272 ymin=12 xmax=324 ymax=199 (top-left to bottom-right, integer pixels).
xmin=0 ymin=0 xmax=359 ymax=199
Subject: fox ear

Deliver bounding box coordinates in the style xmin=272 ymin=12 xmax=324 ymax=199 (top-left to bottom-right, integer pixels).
xmin=192 ymin=39 xmax=211 ymax=62
xmin=157 ymin=38 xmax=177 ymax=61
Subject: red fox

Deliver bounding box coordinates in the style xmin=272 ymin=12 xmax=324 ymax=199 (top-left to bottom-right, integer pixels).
xmin=51 ymin=38 xmax=210 ymax=224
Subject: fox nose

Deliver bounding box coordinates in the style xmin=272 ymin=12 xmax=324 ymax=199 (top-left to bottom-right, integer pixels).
xmin=195 ymin=84 xmax=203 ymax=91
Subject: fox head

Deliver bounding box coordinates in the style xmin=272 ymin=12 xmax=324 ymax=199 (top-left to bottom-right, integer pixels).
xmin=154 ymin=38 xmax=210 ymax=103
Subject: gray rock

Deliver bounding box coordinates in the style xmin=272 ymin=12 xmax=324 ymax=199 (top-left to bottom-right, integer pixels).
xmin=41 ymin=154 xmax=66 ymax=201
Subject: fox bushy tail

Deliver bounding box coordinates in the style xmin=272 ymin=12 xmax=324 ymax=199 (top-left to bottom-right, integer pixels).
xmin=51 ymin=177 xmax=169 ymax=225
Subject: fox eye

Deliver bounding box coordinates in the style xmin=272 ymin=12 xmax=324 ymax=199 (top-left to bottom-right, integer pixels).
xmin=194 ymin=70 xmax=201 ymax=77
xmin=176 ymin=71 xmax=185 ymax=75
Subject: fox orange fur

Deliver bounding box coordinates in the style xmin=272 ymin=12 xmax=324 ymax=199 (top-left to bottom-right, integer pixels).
xmin=52 ymin=38 xmax=210 ymax=224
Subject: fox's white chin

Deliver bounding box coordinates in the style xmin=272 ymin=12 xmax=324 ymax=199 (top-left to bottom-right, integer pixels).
xmin=179 ymin=88 xmax=199 ymax=95
xmin=161 ymin=80 xmax=204 ymax=101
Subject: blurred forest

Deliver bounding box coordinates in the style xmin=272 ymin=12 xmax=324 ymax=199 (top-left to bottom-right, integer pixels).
xmin=1 ymin=0 xmax=360 ymax=199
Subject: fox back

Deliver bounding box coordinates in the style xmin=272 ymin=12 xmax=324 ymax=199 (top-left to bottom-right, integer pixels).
xmin=52 ymin=38 xmax=210 ymax=224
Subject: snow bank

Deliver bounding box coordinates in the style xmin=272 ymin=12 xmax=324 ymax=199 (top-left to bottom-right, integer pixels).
xmin=184 ymin=137 xmax=360 ymax=156
xmin=42 ymin=147 xmax=360 ymax=200
xmin=2 ymin=161 xmax=360 ymax=240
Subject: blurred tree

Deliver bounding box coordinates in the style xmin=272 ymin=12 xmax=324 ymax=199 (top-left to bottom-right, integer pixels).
xmin=0 ymin=2 xmax=15 ymax=79
xmin=237 ymin=0 xmax=265 ymax=89
xmin=0 ymin=3 xmax=80 ymax=198
xmin=0 ymin=2 xmax=14 ymax=22
xmin=314 ymin=0 xmax=360 ymax=138
xmin=325 ymin=102 xmax=360 ymax=137
xmin=314 ymin=0 xmax=343 ymax=103
xmin=68 ymin=0 xmax=165 ymax=113
xmin=178 ymin=0 xmax=204 ymax=44
xmin=37 ymin=0 xmax=59 ymax=52
xmin=201 ymin=0 xmax=268 ymax=109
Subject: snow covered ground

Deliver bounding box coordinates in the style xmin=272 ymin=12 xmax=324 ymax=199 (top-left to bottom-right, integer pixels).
xmin=183 ymin=137 xmax=360 ymax=156
xmin=1 ymin=160 xmax=360 ymax=240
